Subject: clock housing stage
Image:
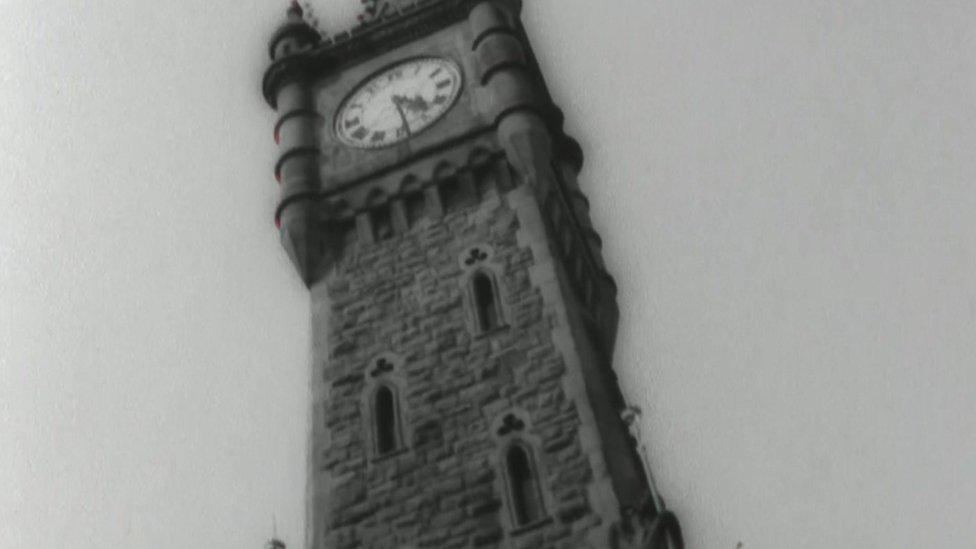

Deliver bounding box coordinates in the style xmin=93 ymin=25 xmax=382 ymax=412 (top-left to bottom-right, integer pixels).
xmin=310 ymin=22 xmax=488 ymax=188
xmin=335 ymin=57 xmax=463 ymax=149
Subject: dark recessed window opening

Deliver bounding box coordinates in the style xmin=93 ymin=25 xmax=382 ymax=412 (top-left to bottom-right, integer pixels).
xmin=439 ymin=178 xmax=464 ymax=213
xmin=405 ymin=192 xmax=426 ymax=227
xmin=507 ymin=444 xmax=544 ymax=526
xmin=473 ymin=272 xmax=501 ymax=332
xmin=375 ymin=385 xmax=398 ymax=455
xmin=339 ymin=219 xmax=357 ymax=248
xmin=475 ymin=168 xmax=496 ymax=199
xmin=371 ymin=205 xmax=393 ymax=242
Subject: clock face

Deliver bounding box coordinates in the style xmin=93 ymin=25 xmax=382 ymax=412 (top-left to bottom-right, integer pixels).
xmin=335 ymin=57 xmax=463 ymax=149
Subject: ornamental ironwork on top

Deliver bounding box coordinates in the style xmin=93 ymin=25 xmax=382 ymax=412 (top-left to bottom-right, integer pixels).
xmin=264 ymin=0 xmax=527 ymax=107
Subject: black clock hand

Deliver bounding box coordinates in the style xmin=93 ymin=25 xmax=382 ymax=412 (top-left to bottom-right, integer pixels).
xmin=391 ymin=95 xmax=412 ymax=136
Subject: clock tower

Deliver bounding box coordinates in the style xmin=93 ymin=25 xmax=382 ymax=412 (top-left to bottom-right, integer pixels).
xmin=262 ymin=1 xmax=683 ymax=547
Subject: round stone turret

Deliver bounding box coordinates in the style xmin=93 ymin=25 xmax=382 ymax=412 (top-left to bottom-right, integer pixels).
xmin=268 ymin=2 xmax=320 ymax=61
xmin=263 ymin=2 xmax=329 ymax=286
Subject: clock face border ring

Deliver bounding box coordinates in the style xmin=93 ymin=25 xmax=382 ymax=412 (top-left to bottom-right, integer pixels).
xmin=333 ymin=56 xmax=465 ymax=150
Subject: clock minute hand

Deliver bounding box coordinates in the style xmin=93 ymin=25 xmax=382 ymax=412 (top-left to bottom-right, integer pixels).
xmin=391 ymin=95 xmax=412 ymax=137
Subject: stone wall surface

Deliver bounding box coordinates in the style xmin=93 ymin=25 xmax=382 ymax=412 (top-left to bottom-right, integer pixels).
xmin=310 ymin=173 xmax=607 ymax=548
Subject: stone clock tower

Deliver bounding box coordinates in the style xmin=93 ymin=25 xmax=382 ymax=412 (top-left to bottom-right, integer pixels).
xmin=262 ymin=1 xmax=683 ymax=547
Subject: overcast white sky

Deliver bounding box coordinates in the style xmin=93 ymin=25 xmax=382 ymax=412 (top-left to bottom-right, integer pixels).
xmin=1 ymin=1 xmax=974 ymax=548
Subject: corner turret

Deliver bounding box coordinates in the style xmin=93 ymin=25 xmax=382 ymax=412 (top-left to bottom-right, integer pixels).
xmin=264 ymin=2 xmax=331 ymax=286
xmin=269 ymin=2 xmax=320 ymax=61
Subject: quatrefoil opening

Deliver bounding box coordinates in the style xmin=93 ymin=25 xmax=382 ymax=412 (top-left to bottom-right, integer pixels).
xmin=459 ymin=244 xmax=494 ymax=270
xmin=465 ymin=247 xmax=489 ymax=266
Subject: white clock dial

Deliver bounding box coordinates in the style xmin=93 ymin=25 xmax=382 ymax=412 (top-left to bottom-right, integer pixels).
xmin=335 ymin=57 xmax=463 ymax=149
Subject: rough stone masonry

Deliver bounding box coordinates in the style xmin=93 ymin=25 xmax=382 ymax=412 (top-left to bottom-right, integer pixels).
xmin=262 ymin=1 xmax=684 ymax=547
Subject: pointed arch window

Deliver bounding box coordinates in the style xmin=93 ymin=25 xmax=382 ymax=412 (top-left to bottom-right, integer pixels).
xmin=373 ymin=384 xmax=400 ymax=455
xmin=472 ymin=271 xmax=502 ymax=332
xmin=505 ymin=443 xmax=545 ymax=527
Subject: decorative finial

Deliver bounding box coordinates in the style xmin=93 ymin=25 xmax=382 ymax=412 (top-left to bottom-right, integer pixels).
xmin=357 ymin=0 xmax=392 ymax=25
xmin=288 ymin=0 xmax=303 ymax=17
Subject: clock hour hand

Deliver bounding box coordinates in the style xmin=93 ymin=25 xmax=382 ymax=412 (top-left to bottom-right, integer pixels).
xmin=393 ymin=93 xmax=431 ymax=112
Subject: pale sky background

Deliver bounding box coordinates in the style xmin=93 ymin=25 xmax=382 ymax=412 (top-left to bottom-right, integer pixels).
xmin=1 ymin=1 xmax=974 ymax=548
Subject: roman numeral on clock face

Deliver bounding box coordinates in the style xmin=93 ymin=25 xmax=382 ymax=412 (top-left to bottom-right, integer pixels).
xmin=351 ymin=126 xmax=369 ymax=140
